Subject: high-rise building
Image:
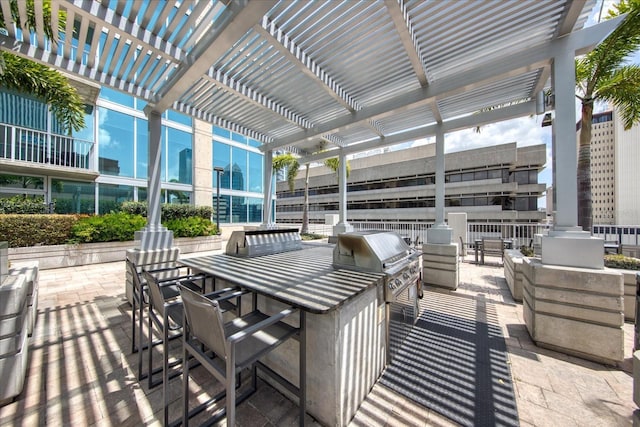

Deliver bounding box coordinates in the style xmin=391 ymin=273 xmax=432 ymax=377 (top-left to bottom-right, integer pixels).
xmin=576 ymin=108 xmax=640 ymax=226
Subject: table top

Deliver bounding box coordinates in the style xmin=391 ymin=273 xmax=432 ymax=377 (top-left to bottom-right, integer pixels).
xmin=179 ymin=245 xmax=385 ymax=314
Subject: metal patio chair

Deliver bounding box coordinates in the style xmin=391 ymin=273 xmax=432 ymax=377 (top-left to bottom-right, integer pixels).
xmin=127 ymin=257 xmax=190 ymax=380
xmin=179 ymin=285 xmax=300 ymax=427
xmin=143 ymin=271 xmax=244 ymax=426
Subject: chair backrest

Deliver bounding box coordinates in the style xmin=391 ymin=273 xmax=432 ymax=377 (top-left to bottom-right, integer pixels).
xmin=126 ymin=258 xmax=142 ymax=290
xmin=143 ymin=270 xmax=168 ymax=318
xmin=179 ymin=285 xmax=227 ymax=359
xmin=482 ymin=238 xmax=504 ymax=253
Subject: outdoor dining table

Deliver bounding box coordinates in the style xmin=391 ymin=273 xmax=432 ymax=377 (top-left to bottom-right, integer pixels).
xmin=179 ymin=244 xmax=385 ymax=426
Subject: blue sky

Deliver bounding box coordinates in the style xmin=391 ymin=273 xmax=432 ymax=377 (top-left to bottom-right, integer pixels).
xmin=383 ymin=0 xmax=637 ymax=209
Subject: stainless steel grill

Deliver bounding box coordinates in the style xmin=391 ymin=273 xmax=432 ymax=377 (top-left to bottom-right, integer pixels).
xmin=332 ymin=230 xmax=421 ymax=361
xmin=225 ymin=229 xmax=302 ymax=257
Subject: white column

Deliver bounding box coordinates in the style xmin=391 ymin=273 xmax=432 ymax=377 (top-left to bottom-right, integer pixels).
xmin=551 ymin=49 xmax=581 ymax=231
xmin=427 ymin=124 xmax=452 ymax=244
xmin=541 ymin=43 xmax=603 ymax=268
xmin=261 ymin=149 xmax=274 ymax=228
xmin=137 ymin=110 xmax=173 ymax=249
xmin=333 ymin=151 xmax=353 ymax=235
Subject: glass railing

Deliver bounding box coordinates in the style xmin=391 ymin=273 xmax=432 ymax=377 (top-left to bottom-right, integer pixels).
xmin=0 ymin=123 xmax=94 ymax=170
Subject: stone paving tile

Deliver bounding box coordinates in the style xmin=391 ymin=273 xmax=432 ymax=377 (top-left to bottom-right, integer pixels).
xmin=1 ymin=257 xmax=636 ymax=427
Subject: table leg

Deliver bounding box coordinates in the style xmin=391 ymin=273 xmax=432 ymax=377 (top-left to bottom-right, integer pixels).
xmin=299 ymin=310 xmax=306 ymax=426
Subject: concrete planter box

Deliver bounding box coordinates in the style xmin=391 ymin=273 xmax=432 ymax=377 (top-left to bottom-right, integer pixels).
xmin=8 ymin=235 xmax=222 ymax=270
xmin=504 ymin=249 xmax=525 ymax=302
xmin=422 ymin=243 xmax=459 ymax=290
xmin=607 ymin=268 xmax=638 ymax=322
xmin=522 ymin=258 xmax=624 ymax=365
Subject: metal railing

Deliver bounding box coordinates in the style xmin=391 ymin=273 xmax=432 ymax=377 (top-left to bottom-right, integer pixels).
xmin=0 ymin=123 xmax=94 ymax=170
xmin=286 ymin=221 xmax=548 ymax=249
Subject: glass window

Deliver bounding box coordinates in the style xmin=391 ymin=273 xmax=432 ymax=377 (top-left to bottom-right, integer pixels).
xmin=248 ymin=138 xmax=261 ymax=148
xmin=231 ymin=146 xmax=247 ymax=191
xmin=248 ymin=151 xmax=263 ymax=193
xmin=136 ymin=117 xmax=148 ymax=179
xmin=514 ymin=171 xmax=529 ymax=185
xmin=166 ymin=189 xmax=191 ymax=204
xmin=51 ymin=179 xmax=96 ymax=214
xmin=487 ymin=169 xmax=501 ymax=179
xmin=213 ymin=127 xmax=231 ymax=139
xmin=213 ymin=141 xmax=231 ymax=189
xmin=248 ymin=197 xmax=263 ymax=222
xmin=98 ymin=107 xmax=134 ymax=177
xmin=136 ymin=98 xmax=147 ymax=112
xmin=99 ymin=87 xmax=134 ymax=107
xmin=232 ymin=196 xmax=247 ymax=222
xmin=214 ymin=194 xmax=230 ymax=223
xmin=0 ymin=174 xmax=44 ymax=190
xmin=99 ymin=183 xmax=134 ymax=214
xmin=166 ymin=110 xmax=192 ymax=127
xmin=528 ymin=170 xmax=537 ymax=184
xmin=166 ymin=127 xmax=192 ymax=184
xmin=231 ymin=132 xmax=247 ymax=145
xmin=461 ymin=172 xmax=474 ymax=182
xmin=474 ymin=170 xmax=488 ymax=180
xmin=138 ymin=187 xmax=147 ymax=202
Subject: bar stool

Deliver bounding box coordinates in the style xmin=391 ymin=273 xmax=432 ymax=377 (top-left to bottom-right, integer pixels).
xmin=179 ymin=285 xmax=301 ymax=427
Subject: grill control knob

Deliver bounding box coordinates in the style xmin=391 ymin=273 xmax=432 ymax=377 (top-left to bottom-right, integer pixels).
xmin=403 ymin=272 xmax=410 ymax=280
xmin=410 ymin=267 xmax=416 ymax=274
xmin=394 ymin=279 xmax=402 ymax=288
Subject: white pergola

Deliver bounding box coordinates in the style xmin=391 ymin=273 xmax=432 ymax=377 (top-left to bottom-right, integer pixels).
xmin=0 ymin=0 xmax=625 ymax=266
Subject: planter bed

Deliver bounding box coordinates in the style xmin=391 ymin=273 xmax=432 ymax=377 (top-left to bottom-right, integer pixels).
xmin=8 ymin=235 xmax=222 ymax=270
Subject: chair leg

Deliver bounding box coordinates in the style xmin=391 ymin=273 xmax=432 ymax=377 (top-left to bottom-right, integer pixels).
xmin=138 ymin=288 xmax=146 ymax=380
xmin=226 ymin=355 xmax=236 ymax=427
xmin=131 ymin=295 xmax=137 ymax=354
xmin=163 ymin=317 xmax=169 ymax=427
xmin=183 ymin=341 xmax=190 ymax=427
xmin=148 ymin=314 xmax=154 ymax=389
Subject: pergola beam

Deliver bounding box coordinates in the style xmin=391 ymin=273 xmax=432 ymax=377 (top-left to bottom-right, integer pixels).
xmin=298 ymin=100 xmax=537 ymax=164
xmin=254 ymin=16 xmax=360 ymax=113
xmin=260 ymin=16 xmax=624 ymax=153
xmin=151 ymin=1 xmax=277 ymax=113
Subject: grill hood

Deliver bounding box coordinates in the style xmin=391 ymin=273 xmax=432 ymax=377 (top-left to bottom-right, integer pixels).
xmin=333 ymin=230 xmax=415 ymax=273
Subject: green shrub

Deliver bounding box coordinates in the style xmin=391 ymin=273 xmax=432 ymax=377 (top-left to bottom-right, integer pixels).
xmin=301 ymin=233 xmax=325 ymax=240
xmin=70 ymin=212 xmax=146 ymax=243
xmin=0 ymin=214 xmax=79 ymax=247
xmin=120 ymin=202 xmax=212 ymax=221
xmin=120 ymin=201 xmax=147 ymax=217
xmin=520 ymin=246 xmax=534 ymax=257
xmin=165 ymin=217 xmax=216 ymax=238
xmin=604 ymin=254 xmax=640 ymax=271
xmin=0 ymin=195 xmax=49 ymax=214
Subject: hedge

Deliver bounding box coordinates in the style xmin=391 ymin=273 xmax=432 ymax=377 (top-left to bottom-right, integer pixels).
xmin=0 ymin=214 xmax=79 ymax=247
xmin=120 ymin=201 xmax=212 ymax=221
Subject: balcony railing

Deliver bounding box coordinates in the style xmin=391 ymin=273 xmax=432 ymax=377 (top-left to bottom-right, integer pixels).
xmin=0 ymin=123 xmax=94 ymax=170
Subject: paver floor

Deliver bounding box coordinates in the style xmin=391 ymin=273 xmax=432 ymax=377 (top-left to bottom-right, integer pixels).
xmin=0 ymin=253 xmax=635 ymax=426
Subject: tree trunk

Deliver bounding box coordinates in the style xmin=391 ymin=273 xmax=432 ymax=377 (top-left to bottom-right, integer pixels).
xmin=301 ymin=164 xmax=310 ymax=234
xmin=577 ymin=101 xmax=593 ymax=232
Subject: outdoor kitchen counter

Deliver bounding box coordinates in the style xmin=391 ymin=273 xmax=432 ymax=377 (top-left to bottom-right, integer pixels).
xmin=179 ymin=244 xmax=388 ymax=427
xmin=179 ymin=245 xmax=385 ymax=313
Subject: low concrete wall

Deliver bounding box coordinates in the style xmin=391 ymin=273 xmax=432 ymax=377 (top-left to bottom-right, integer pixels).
xmin=8 ymin=235 xmax=222 ymax=270
xmin=607 ymin=268 xmax=637 ymax=322
xmin=522 ymin=258 xmax=624 ymax=365
xmin=504 ymin=249 xmax=524 ymax=302
xmin=422 ymin=243 xmax=458 ymax=290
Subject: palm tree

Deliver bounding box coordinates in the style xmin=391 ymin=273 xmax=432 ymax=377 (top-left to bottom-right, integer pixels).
xmin=273 ymin=153 xmax=350 ymax=234
xmin=0 ymin=0 xmax=85 ymax=133
xmin=576 ymin=0 xmax=640 ymax=231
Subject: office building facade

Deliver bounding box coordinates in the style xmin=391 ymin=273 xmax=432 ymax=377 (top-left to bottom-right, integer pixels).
xmin=275 ymin=142 xmax=547 ymax=224
xmin=0 ymin=83 xmax=268 ymax=225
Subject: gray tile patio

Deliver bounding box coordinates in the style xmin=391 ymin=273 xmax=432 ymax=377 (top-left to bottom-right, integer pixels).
xmin=0 ymin=253 xmax=635 ymax=426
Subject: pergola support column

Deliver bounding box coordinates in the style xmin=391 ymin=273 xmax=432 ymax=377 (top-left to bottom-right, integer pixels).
xmin=136 ymin=110 xmax=173 ymax=250
xmin=261 ymin=149 xmax=276 ymax=229
xmin=541 ymin=42 xmax=603 ymax=269
xmin=333 ymin=151 xmax=353 ymax=235
xmin=423 ymin=125 xmax=458 ymax=290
